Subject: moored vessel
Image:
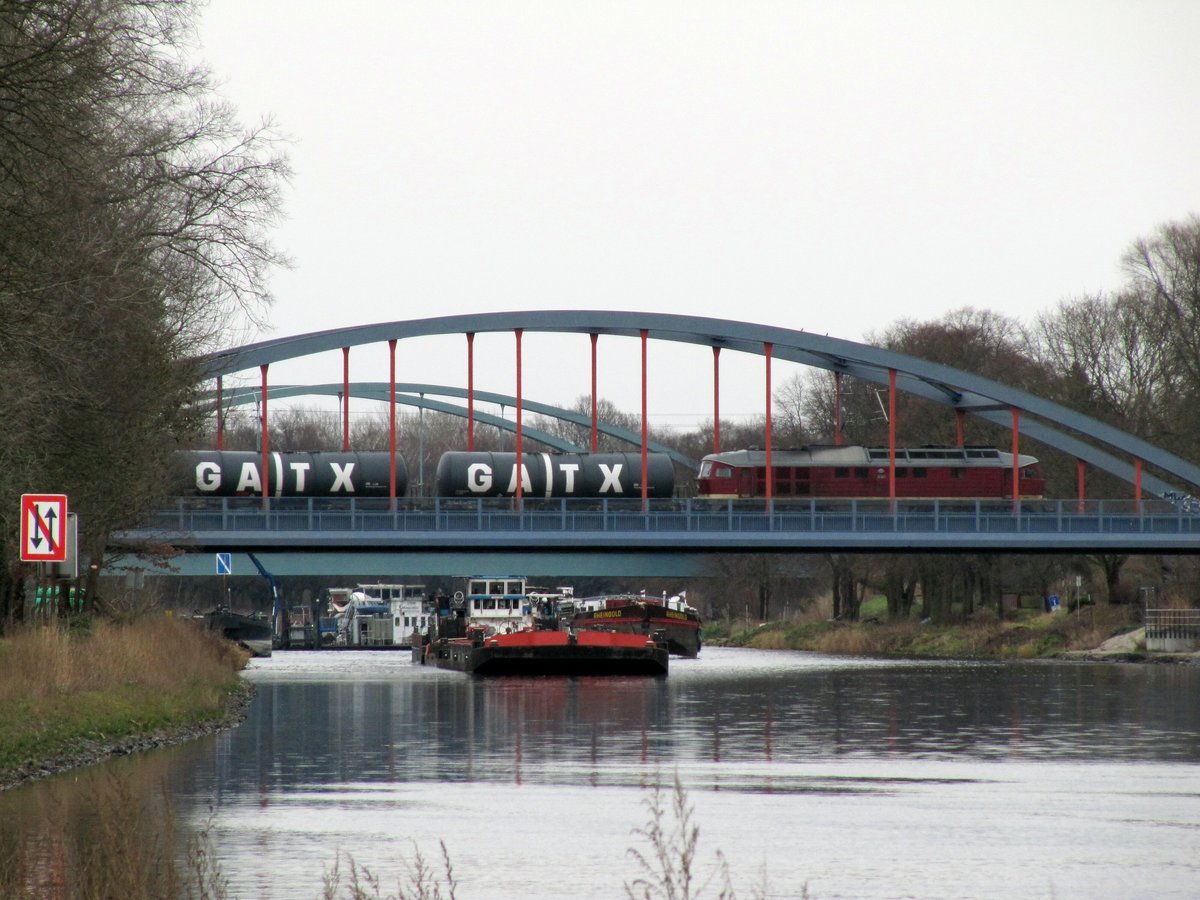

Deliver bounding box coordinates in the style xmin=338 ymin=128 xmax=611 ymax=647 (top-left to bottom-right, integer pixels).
xmin=203 ymin=607 xmax=273 ymax=657
xmin=327 ymin=583 xmax=434 ymax=648
xmin=413 ymin=577 xmax=668 ymax=677
xmin=567 ymin=592 xmax=702 ymax=658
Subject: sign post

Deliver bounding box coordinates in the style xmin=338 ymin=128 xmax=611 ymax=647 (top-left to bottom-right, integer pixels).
xmin=20 ymin=494 xmax=68 ymax=563
xmin=52 ymin=513 xmax=79 ymax=579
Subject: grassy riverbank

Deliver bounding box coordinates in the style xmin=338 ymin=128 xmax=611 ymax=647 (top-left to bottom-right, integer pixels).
xmin=704 ymin=604 xmax=1144 ymax=660
xmin=0 ymin=616 xmax=250 ymax=787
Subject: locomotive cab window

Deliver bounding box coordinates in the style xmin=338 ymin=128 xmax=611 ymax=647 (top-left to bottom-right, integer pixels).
xmin=835 ymin=467 xmax=849 ymax=478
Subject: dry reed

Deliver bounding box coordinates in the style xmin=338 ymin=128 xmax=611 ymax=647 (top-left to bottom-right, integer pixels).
xmin=0 ymin=616 xmax=244 ymax=702
xmin=0 ymin=616 xmax=247 ymax=780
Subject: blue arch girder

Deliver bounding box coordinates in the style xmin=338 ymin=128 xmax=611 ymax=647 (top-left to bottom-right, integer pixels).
xmin=199 ymin=311 xmax=1200 ymax=497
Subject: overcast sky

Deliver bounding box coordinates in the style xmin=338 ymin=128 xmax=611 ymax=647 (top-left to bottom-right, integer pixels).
xmin=197 ymin=1 xmax=1200 ymax=430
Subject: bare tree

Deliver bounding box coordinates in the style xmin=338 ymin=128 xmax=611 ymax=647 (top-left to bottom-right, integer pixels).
xmin=0 ymin=0 xmax=290 ymax=625
xmin=1123 ymin=214 xmax=1200 ymax=387
xmin=1034 ymin=292 xmax=1178 ymax=443
xmin=771 ymin=373 xmax=808 ymax=446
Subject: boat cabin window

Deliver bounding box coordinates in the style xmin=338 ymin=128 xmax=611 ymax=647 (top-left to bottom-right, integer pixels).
xmin=505 ymin=580 xmax=524 ymax=594
xmin=488 ymin=580 xmax=506 ymax=594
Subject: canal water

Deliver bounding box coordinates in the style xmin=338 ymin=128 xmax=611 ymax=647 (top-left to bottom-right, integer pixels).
xmin=3 ymin=647 xmax=1200 ymax=899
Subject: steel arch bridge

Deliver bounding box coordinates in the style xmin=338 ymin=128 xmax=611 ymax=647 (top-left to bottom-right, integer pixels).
xmin=199 ymin=309 xmax=1200 ymax=498
xmin=113 ymin=311 xmax=1200 ymax=574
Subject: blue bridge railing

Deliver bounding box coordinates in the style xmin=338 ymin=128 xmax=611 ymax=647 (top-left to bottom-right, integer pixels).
xmin=116 ymin=496 xmax=1200 ymax=553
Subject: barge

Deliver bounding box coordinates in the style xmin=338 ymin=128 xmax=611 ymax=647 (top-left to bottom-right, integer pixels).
xmin=203 ymin=607 xmax=273 ymax=657
xmin=568 ymin=592 xmax=702 ymax=658
xmin=413 ymin=577 xmax=668 ymax=677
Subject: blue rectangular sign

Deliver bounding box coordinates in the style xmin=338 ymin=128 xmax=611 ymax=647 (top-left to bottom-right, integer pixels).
xmin=216 ymin=552 xmax=232 ymax=575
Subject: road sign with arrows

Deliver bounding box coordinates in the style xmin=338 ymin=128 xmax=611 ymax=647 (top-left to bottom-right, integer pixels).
xmin=20 ymin=494 xmax=68 ymax=562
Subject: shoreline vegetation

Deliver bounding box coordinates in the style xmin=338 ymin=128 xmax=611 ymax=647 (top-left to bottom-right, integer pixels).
xmin=0 ymin=616 xmax=252 ymax=793
xmin=704 ymin=603 xmax=1186 ymax=663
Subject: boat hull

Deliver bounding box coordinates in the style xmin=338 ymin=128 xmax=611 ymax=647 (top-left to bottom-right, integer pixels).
xmin=572 ymin=600 xmax=701 ymax=658
xmin=417 ymin=630 xmax=668 ymax=677
xmin=203 ymin=609 xmax=273 ymax=658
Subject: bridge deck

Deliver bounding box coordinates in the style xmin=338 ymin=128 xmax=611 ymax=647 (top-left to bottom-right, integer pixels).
xmin=119 ymin=497 xmax=1200 ymax=554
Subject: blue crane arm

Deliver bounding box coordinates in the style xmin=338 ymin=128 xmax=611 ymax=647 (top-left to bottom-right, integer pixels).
xmin=247 ymin=552 xmax=281 ymax=622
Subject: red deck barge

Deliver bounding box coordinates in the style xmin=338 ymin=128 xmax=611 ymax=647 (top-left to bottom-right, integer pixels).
xmin=412 ymin=577 xmax=669 ymax=677
xmin=416 ymin=628 xmax=668 ymax=676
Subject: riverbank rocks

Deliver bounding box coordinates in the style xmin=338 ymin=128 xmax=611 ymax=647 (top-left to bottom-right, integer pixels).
xmin=0 ymin=681 xmax=256 ymax=792
xmin=1059 ymin=627 xmax=1199 ymax=664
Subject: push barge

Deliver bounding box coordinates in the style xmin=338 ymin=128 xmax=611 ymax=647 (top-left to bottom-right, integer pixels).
xmin=414 ymin=577 xmax=669 ymax=677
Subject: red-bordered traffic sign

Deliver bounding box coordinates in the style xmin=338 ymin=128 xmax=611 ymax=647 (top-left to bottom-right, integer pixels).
xmin=20 ymin=494 xmax=68 ymax=562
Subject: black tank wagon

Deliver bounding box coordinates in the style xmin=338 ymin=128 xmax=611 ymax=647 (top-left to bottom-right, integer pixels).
xmin=182 ymin=451 xmax=408 ymax=497
xmin=435 ymin=451 xmax=675 ymax=498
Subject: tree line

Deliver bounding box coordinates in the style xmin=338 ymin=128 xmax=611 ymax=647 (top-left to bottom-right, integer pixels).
xmin=0 ymin=0 xmax=288 ymax=628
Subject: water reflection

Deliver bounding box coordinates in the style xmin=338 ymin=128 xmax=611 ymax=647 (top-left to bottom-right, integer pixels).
xmin=206 ymin=650 xmax=1200 ymax=802
xmin=4 ymin=648 xmax=1200 ymax=899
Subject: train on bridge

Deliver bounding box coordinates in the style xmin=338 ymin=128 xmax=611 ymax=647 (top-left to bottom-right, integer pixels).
xmin=178 ymin=443 xmax=1044 ymax=501
xmin=180 ymin=450 xmax=675 ymax=499
xmin=696 ymin=445 xmax=1046 ymax=500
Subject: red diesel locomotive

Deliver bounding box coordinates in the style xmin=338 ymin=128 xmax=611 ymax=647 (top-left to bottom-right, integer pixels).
xmin=696 ymin=445 xmax=1046 ymax=500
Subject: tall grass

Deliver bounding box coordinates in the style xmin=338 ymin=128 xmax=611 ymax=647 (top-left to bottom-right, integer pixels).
xmin=0 ymin=616 xmax=248 ymax=780
xmin=311 ymin=774 xmax=772 ymax=900
xmin=321 ymin=841 xmax=458 ymax=900
xmin=625 ymin=772 xmax=748 ymax=900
